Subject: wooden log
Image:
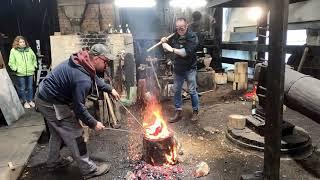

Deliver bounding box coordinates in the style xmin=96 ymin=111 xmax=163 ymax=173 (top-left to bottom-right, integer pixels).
xmin=197 ymin=71 xmax=216 ymax=92
xmin=215 ymin=72 xmax=227 ymax=85
xmin=233 ymin=73 xmax=248 ymax=90
xmin=234 ymin=62 xmax=248 ymax=74
xmin=143 ymin=134 xmax=177 ymax=166
xmin=227 ymin=114 xmax=246 ymax=130
xmin=227 ymin=70 xmax=234 ymax=82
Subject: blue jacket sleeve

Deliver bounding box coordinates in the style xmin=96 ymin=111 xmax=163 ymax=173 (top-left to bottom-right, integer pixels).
xmin=72 ymin=80 xmax=97 ymax=129
xmin=95 ymin=76 xmax=113 ymax=93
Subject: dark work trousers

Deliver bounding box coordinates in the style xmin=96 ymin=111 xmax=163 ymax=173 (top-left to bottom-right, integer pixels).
xmin=35 ymin=96 xmax=96 ymax=175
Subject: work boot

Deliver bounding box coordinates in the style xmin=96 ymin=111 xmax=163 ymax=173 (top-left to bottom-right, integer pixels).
xmin=46 ymin=156 xmax=73 ymax=171
xmin=169 ymin=110 xmax=182 ymax=123
xmin=83 ymin=163 xmax=111 ymax=179
xmin=191 ymin=110 xmax=199 ymax=122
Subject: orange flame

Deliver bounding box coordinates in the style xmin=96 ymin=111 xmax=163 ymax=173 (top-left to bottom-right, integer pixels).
xmin=165 ymin=145 xmax=177 ymax=165
xmin=143 ymin=99 xmax=170 ymax=140
xmin=143 ymin=96 xmax=177 ymax=165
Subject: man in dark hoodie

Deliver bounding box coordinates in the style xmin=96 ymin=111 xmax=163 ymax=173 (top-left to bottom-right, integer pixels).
xmin=161 ymin=18 xmax=199 ymax=123
xmin=35 ymin=44 xmax=120 ymax=179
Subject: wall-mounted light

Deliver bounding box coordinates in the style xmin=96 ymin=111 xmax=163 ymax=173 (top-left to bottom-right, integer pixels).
xmin=115 ymin=0 xmax=156 ymax=8
xmin=169 ymin=0 xmax=207 ymax=9
xmin=247 ymin=7 xmax=262 ymax=21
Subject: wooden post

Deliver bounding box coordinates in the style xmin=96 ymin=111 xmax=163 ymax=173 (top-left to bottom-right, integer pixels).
xmin=233 ymin=62 xmax=248 ymax=90
xmin=210 ymin=7 xmax=223 ymax=70
xmin=264 ymin=0 xmax=289 ymax=179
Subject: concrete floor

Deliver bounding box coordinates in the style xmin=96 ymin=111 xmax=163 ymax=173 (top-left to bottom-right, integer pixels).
xmin=0 ymin=110 xmax=44 ymax=180
xmin=20 ymin=84 xmax=320 ymax=180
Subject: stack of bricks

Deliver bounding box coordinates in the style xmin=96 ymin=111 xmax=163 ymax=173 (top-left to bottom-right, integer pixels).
xmin=57 ymin=2 xmax=114 ymax=35
xmin=106 ymin=34 xmax=134 ymax=76
xmin=233 ymin=62 xmax=248 ymax=90
xmin=79 ymin=33 xmax=108 ymax=48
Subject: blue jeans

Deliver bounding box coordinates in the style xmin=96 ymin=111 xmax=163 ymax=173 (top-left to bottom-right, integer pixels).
xmin=173 ymin=69 xmax=199 ymax=111
xmin=16 ymin=76 xmax=34 ymax=102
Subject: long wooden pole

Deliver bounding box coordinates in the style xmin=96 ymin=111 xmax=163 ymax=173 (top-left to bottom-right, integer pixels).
xmin=146 ymin=33 xmax=175 ymax=52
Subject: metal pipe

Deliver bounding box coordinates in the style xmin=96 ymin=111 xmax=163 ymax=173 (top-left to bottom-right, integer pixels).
xmin=284 ymin=67 xmax=320 ymax=123
xmin=103 ymin=127 xmax=141 ymax=134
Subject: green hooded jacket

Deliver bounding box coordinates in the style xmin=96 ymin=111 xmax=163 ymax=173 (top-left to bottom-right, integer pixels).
xmin=8 ymin=47 xmax=37 ymax=76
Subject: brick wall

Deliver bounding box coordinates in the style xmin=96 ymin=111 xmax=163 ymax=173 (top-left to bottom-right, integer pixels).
xmin=57 ymin=6 xmax=73 ymax=34
xmin=57 ymin=2 xmax=114 ymax=34
xmin=50 ymin=34 xmax=134 ymax=69
xmin=79 ymin=33 xmax=108 ymax=48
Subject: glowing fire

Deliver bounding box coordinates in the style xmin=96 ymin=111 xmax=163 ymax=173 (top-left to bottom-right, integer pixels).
xmin=165 ymin=146 xmax=177 ymax=165
xmin=143 ymin=101 xmax=170 ymax=140
xmin=143 ymin=97 xmax=177 ymax=165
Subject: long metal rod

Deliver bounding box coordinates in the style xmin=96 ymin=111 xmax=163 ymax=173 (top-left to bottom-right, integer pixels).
xmin=117 ymin=100 xmax=144 ymax=128
xmin=103 ymin=127 xmax=141 ymax=134
xmin=150 ymin=60 xmax=161 ymax=90
xmin=264 ymin=0 xmax=289 ymax=179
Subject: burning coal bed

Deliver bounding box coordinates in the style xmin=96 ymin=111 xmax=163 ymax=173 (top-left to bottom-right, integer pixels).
xmin=129 ymin=101 xmax=185 ymax=179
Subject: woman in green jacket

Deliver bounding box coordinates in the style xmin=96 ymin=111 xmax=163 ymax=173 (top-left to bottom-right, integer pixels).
xmin=8 ymin=36 xmax=37 ymax=109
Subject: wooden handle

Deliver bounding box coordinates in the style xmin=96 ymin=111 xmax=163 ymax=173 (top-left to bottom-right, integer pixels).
xmin=146 ymin=33 xmax=175 ymax=52
xmin=104 ymin=92 xmax=118 ymax=126
xmin=297 ymin=47 xmax=309 ymax=72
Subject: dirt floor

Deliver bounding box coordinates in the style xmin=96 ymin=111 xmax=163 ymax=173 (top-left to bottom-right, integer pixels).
xmin=20 ymin=84 xmax=320 ymax=180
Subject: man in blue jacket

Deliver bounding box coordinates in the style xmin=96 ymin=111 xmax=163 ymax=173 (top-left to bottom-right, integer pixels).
xmin=35 ymin=44 xmax=120 ymax=179
xmin=161 ymin=18 xmax=200 ymax=123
